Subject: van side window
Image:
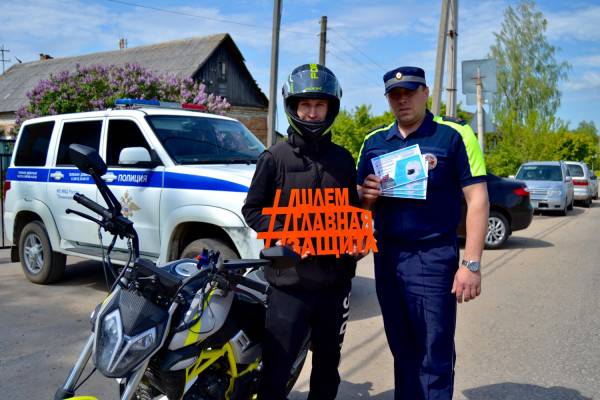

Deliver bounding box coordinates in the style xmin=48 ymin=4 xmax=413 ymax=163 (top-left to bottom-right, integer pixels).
xmin=106 ymin=120 xmax=152 ymax=167
xmin=56 ymin=120 xmax=102 ymax=165
xmin=14 ymin=121 xmax=55 ymax=166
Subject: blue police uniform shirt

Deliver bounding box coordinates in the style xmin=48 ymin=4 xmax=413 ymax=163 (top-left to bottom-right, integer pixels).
xmin=357 ymin=110 xmax=487 ymax=241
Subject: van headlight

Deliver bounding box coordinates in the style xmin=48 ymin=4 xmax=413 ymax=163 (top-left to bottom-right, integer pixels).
xmin=95 ymin=309 xmax=158 ymax=377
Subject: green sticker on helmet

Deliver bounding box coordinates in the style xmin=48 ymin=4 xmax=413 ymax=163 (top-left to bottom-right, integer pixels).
xmin=310 ymin=63 xmax=319 ymax=79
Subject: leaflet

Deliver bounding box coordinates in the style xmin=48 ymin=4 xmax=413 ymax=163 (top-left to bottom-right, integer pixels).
xmin=381 ymin=187 xmax=427 ymax=199
xmin=371 ymin=144 xmax=429 ymax=199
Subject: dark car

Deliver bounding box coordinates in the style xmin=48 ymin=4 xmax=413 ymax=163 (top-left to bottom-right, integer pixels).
xmin=458 ymin=174 xmax=533 ymax=249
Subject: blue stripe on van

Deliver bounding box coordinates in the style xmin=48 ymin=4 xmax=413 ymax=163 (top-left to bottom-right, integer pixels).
xmin=105 ymin=170 xmax=163 ymax=187
xmin=163 ymin=172 xmax=248 ymax=192
xmin=7 ymin=167 xmax=248 ymax=192
xmin=6 ymin=168 xmax=49 ymax=182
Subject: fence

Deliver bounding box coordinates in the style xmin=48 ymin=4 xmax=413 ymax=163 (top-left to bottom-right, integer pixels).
xmin=1 ymin=137 xmax=15 ymax=248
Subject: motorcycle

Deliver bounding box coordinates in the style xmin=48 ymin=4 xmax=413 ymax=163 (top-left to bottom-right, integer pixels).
xmin=55 ymin=144 xmax=308 ymax=400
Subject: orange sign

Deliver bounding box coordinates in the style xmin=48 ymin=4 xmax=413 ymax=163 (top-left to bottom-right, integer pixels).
xmin=257 ymin=188 xmax=378 ymax=257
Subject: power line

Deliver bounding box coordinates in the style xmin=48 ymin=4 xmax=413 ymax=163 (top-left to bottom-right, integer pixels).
xmin=328 ymin=28 xmax=386 ymax=71
xmin=327 ymin=49 xmax=382 ymax=88
xmin=327 ymin=43 xmax=382 ymax=80
xmin=104 ymin=0 xmax=313 ymax=36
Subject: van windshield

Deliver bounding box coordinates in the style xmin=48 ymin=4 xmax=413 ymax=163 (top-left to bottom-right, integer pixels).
xmin=146 ymin=115 xmax=265 ymax=164
xmin=516 ymin=165 xmax=563 ymax=181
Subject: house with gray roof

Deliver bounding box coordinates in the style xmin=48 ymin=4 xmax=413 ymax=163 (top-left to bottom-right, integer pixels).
xmin=0 ymin=33 xmax=269 ymax=142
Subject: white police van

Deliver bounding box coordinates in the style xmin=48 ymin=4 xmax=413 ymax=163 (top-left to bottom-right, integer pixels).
xmin=4 ymin=99 xmax=264 ymax=284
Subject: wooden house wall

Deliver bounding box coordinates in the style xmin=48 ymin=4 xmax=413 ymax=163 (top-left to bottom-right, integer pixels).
xmin=194 ymin=46 xmax=268 ymax=109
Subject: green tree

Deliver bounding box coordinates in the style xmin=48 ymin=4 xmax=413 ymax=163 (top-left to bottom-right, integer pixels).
xmin=490 ymin=0 xmax=570 ymax=135
xmin=485 ymin=116 xmax=564 ymax=176
xmin=555 ymin=121 xmax=599 ymax=168
xmin=331 ymin=105 xmax=394 ymax=161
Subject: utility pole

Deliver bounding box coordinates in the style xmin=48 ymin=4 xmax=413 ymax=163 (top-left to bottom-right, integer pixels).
xmin=432 ymin=1 xmax=449 ymax=115
xmin=0 ymin=45 xmax=11 ymax=74
xmin=446 ymin=0 xmax=458 ymax=117
xmin=267 ymin=0 xmax=282 ymax=147
xmin=319 ymin=16 xmax=327 ymax=66
xmin=475 ymin=67 xmax=485 ymax=152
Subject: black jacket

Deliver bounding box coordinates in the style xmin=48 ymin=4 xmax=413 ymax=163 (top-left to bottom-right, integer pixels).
xmin=242 ymin=129 xmax=359 ymax=290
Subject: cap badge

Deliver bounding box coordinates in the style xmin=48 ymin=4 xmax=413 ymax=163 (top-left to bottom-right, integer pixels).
xmin=395 ymin=72 xmax=403 ymax=80
xmin=423 ymin=153 xmax=438 ymax=170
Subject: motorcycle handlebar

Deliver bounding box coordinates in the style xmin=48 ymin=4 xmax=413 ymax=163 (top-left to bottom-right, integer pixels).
xmin=73 ymin=193 xmax=113 ymax=220
xmin=228 ymin=274 xmax=270 ymax=295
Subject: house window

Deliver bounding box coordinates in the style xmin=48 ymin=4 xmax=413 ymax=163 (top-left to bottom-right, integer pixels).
xmin=218 ymin=61 xmax=227 ymax=81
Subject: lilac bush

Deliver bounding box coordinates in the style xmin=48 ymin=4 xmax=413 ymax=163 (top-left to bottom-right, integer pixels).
xmin=15 ymin=63 xmax=230 ymax=127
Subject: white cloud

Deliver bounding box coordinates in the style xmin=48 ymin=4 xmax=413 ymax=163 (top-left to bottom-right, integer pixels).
xmin=546 ymin=5 xmax=600 ymax=42
xmin=0 ymin=0 xmax=115 ymax=62
xmin=563 ymin=71 xmax=600 ymax=92
xmin=570 ymin=54 xmax=600 ymax=67
xmin=458 ymin=0 xmax=506 ymax=60
xmin=0 ymin=0 xmax=276 ymax=66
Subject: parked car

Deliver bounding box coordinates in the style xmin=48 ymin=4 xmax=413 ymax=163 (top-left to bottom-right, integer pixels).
xmin=4 ymin=99 xmax=265 ymax=284
xmin=565 ymin=161 xmax=594 ymax=207
xmin=591 ymin=174 xmax=599 ymax=200
xmin=514 ymin=161 xmax=574 ymax=215
xmin=458 ymin=173 xmax=533 ymax=249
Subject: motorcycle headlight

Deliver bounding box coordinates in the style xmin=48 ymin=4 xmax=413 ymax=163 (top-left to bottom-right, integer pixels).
xmin=96 ymin=310 xmax=123 ymax=374
xmin=95 ymin=309 xmax=158 ymax=377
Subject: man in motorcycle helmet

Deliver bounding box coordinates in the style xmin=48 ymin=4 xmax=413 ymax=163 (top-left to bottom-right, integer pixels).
xmin=243 ymin=64 xmax=362 ymax=400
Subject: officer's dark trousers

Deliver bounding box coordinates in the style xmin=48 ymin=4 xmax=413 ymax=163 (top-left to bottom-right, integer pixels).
xmin=258 ymin=281 xmax=351 ymax=400
xmin=374 ymin=235 xmax=459 ymax=400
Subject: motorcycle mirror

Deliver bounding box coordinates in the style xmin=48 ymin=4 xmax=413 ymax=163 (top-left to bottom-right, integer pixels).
xmin=69 ymin=144 xmax=108 ymax=176
xmin=260 ymin=246 xmax=300 ymax=269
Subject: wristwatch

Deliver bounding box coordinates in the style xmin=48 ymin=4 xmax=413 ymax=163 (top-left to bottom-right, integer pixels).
xmin=461 ymin=259 xmax=481 ymax=272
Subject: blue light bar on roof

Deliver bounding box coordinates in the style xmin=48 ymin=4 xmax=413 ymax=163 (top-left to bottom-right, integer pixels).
xmin=115 ymin=98 xmax=160 ymax=106
xmin=114 ymin=98 xmax=192 ymax=110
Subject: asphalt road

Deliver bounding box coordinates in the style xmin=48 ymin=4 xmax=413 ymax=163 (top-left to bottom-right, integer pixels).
xmin=1 ymin=203 xmax=599 ymax=399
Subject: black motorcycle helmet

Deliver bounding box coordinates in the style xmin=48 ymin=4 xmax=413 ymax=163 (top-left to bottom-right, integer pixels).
xmin=282 ymin=64 xmax=342 ymax=140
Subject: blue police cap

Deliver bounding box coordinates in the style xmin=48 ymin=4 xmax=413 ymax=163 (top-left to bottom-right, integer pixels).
xmin=383 ymin=66 xmax=427 ymax=94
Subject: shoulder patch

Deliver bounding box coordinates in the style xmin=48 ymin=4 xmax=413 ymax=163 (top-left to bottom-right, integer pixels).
xmin=441 ymin=115 xmax=467 ymax=125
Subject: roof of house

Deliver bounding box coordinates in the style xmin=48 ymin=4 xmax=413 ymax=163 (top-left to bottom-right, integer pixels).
xmin=0 ymin=33 xmax=267 ymax=113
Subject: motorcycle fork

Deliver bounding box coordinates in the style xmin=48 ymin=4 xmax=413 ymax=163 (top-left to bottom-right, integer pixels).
xmin=55 ymin=334 xmax=95 ymax=399
xmin=119 ymin=360 xmax=150 ymax=400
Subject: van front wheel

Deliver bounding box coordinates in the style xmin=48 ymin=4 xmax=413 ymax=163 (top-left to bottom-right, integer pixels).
xmin=180 ymin=238 xmax=238 ymax=261
xmin=18 ymin=221 xmax=66 ymax=284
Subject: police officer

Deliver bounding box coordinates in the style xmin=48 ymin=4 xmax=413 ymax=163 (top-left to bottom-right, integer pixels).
xmin=242 ymin=64 xmax=359 ymax=400
xmin=357 ymin=66 xmax=489 ymax=400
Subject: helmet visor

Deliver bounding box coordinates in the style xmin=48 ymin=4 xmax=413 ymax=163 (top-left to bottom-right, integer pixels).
xmin=283 ymin=68 xmax=342 ymax=100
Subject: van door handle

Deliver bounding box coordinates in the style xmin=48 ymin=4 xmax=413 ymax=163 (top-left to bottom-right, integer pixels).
xmin=49 ymin=171 xmax=64 ymax=181
xmin=102 ymin=172 xmax=117 ymax=183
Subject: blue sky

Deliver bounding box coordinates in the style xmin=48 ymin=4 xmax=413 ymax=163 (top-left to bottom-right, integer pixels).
xmin=1 ymin=0 xmax=599 ymax=133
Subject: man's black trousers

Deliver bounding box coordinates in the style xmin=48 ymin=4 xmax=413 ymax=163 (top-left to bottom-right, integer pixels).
xmin=258 ymin=280 xmax=352 ymax=400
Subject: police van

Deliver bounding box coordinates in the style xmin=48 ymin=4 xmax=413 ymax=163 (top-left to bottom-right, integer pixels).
xmin=4 ymin=99 xmax=264 ymax=284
